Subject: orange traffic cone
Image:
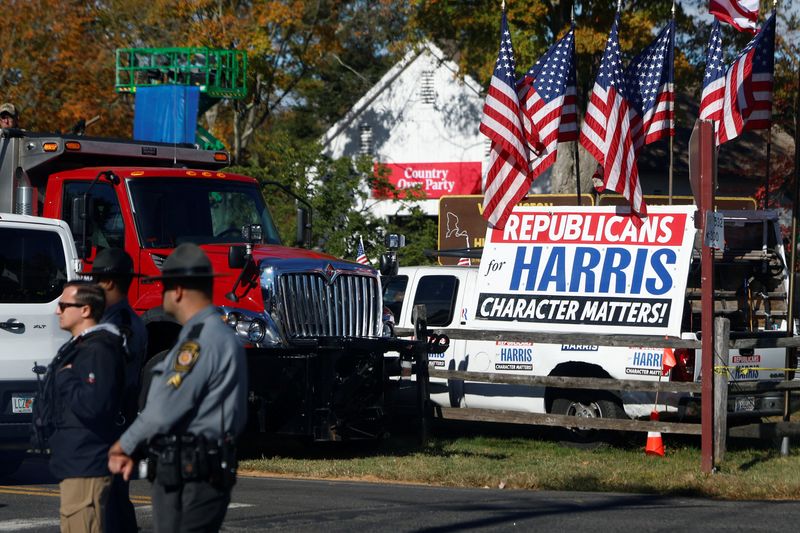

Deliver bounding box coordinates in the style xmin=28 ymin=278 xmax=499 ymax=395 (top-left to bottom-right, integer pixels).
xmin=645 ymin=410 xmax=665 ymax=457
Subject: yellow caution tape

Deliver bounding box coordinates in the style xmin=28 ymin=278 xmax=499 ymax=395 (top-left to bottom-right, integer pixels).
xmin=713 ymin=365 xmax=795 ymax=375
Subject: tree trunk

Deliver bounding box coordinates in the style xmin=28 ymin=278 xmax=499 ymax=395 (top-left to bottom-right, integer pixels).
xmin=550 ymin=141 xmax=595 ymax=196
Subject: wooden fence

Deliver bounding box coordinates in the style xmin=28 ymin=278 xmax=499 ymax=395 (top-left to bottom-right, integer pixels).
xmin=399 ymin=306 xmax=800 ymax=465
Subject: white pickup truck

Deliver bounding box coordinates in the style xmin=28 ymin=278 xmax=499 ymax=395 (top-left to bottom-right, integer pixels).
xmin=384 ymin=209 xmax=793 ymax=435
xmin=0 ymin=213 xmax=82 ymax=476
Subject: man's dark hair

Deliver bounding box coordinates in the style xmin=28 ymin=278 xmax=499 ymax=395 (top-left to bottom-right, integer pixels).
xmin=64 ymin=281 xmax=106 ymax=322
xmin=164 ymin=277 xmax=213 ymax=300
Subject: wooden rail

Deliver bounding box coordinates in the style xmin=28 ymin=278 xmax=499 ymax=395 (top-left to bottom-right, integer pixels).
xmin=428 ymin=369 xmax=700 ymax=394
xmin=401 ymin=310 xmax=800 ymax=462
xmin=434 ymin=406 xmax=702 ymax=435
xmin=396 ymin=326 xmax=800 ymax=350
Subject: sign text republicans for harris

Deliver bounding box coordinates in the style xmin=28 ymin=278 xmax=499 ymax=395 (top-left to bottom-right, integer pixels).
xmin=472 ymin=205 xmax=697 ymax=337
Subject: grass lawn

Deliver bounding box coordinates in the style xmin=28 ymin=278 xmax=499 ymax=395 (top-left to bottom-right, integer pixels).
xmin=238 ymin=420 xmax=800 ymax=500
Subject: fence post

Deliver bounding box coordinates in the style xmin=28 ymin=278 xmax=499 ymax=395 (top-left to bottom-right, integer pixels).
xmin=412 ymin=304 xmax=430 ymax=445
xmin=713 ymin=317 xmax=730 ymax=467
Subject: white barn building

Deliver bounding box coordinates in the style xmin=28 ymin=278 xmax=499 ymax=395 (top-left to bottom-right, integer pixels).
xmin=320 ymin=42 xmax=555 ymax=220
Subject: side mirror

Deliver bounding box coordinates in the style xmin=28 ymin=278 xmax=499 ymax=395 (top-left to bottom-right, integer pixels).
xmin=379 ymin=252 xmax=398 ymax=277
xmin=228 ymin=245 xmax=247 ymax=269
xmin=295 ymin=206 xmax=311 ymax=248
xmin=71 ymin=196 xmax=94 ymax=260
xmin=71 ymin=197 xmax=85 ymax=238
xmin=379 ymin=233 xmax=405 ymax=276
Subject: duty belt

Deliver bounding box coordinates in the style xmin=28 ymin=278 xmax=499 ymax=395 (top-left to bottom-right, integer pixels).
xmin=147 ymin=433 xmax=237 ymax=489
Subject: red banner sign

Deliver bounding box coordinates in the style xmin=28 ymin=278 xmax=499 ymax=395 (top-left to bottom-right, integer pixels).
xmin=373 ymin=162 xmax=482 ymax=199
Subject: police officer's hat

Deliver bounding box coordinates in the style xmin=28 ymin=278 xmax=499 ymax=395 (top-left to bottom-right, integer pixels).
xmin=143 ymin=243 xmax=223 ymax=283
xmin=90 ymin=248 xmax=137 ymax=277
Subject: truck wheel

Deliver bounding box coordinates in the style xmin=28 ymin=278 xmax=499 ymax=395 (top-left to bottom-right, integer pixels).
xmin=551 ymin=393 xmax=626 ymax=448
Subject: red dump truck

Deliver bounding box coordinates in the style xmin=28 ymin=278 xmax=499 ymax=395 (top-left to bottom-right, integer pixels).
xmin=0 ymin=129 xmax=418 ymax=443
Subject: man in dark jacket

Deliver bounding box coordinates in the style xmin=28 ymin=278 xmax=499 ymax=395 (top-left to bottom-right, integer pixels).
xmin=90 ymin=248 xmax=147 ymax=533
xmin=46 ymin=281 xmax=125 ymax=533
xmin=91 ymin=248 xmax=147 ymax=388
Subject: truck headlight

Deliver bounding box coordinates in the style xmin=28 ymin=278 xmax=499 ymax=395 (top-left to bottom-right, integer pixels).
xmin=225 ymin=311 xmax=243 ymax=327
xmin=247 ymin=319 xmax=266 ymax=343
xmin=220 ymin=308 xmax=279 ymax=347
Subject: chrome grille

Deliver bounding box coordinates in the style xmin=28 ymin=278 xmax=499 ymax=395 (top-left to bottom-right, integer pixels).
xmin=277 ymin=272 xmax=380 ymax=338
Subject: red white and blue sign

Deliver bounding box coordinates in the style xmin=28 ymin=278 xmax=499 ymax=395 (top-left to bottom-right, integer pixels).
xmin=472 ymin=205 xmax=697 ymax=337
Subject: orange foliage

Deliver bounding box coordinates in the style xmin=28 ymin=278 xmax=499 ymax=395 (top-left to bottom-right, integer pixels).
xmin=0 ymin=0 xmax=354 ymax=152
xmin=0 ymin=0 xmax=132 ymax=136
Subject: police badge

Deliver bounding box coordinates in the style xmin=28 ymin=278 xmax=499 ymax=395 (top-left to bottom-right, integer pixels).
xmin=174 ymin=340 xmax=201 ymax=372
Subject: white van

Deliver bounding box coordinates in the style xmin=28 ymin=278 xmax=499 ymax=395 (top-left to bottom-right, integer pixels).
xmin=383 ymin=210 xmax=793 ymax=429
xmin=0 ymin=214 xmax=81 ymax=476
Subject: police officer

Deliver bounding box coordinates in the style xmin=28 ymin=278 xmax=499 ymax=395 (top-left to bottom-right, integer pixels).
xmin=108 ymin=243 xmax=247 ymax=533
xmin=90 ymin=248 xmax=147 ymax=533
xmin=91 ymin=247 xmax=147 ymax=376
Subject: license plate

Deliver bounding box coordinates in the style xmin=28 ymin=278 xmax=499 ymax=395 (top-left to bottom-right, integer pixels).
xmin=735 ymin=396 xmax=755 ymax=412
xmin=11 ymin=395 xmax=34 ymax=414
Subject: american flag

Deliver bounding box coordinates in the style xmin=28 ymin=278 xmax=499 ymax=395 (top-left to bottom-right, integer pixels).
xmin=356 ymin=237 xmax=369 ymax=265
xmin=624 ymin=19 xmax=675 ymax=150
xmin=716 ymin=11 xmax=775 ymax=145
xmin=480 ymin=12 xmax=531 ymax=230
xmin=710 ymin=0 xmax=758 ymax=34
xmin=517 ymin=26 xmax=577 ymax=180
xmin=699 ymin=20 xmax=725 ymax=122
xmin=579 ymin=13 xmax=645 ymax=216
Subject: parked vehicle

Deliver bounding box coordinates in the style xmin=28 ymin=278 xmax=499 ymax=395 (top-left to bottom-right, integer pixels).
xmin=0 ymin=130 xmax=414 ymax=441
xmin=383 ymin=208 xmax=795 ymax=436
xmin=0 ymin=213 xmax=82 ymax=476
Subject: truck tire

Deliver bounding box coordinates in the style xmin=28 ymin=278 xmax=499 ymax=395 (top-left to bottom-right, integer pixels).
xmin=551 ymin=393 xmax=626 ymax=449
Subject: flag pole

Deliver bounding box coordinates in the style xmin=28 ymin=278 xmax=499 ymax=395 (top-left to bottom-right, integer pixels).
xmin=668 ymin=0 xmax=675 ymax=205
xmin=572 ymin=2 xmax=582 ymax=206
xmin=764 ymin=129 xmax=772 ymax=209
xmin=783 ymin=63 xmax=800 ymax=457
xmin=763 ymin=3 xmax=778 ymax=210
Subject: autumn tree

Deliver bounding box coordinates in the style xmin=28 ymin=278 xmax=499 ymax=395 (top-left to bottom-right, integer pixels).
xmin=91 ymin=1 xmax=412 ymax=163
xmin=0 ymin=0 xmax=132 ymax=135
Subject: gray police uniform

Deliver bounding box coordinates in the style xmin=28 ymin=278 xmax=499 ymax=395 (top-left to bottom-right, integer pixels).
xmin=119 ymin=304 xmax=247 ymax=532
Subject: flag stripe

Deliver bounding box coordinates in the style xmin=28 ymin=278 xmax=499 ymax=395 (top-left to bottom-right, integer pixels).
xmin=623 ymin=20 xmax=675 ymax=151
xmin=714 ymin=12 xmax=775 ymax=145
xmin=480 ymin=12 xmax=531 ymax=229
xmin=579 ymin=13 xmax=646 ymax=216
xmin=710 ymin=0 xmax=758 ymax=33
xmin=518 ymin=27 xmax=576 ymax=181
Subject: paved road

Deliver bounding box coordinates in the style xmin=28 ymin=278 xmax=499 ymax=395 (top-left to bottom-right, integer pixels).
xmin=2 ymin=457 xmax=799 ymax=532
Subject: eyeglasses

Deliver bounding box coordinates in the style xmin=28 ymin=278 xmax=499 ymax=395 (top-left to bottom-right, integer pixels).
xmin=57 ymin=301 xmax=86 ymax=311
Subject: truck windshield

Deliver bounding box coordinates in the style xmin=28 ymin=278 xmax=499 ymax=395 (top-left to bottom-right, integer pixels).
xmin=128 ymin=178 xmax=282 ymax=248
